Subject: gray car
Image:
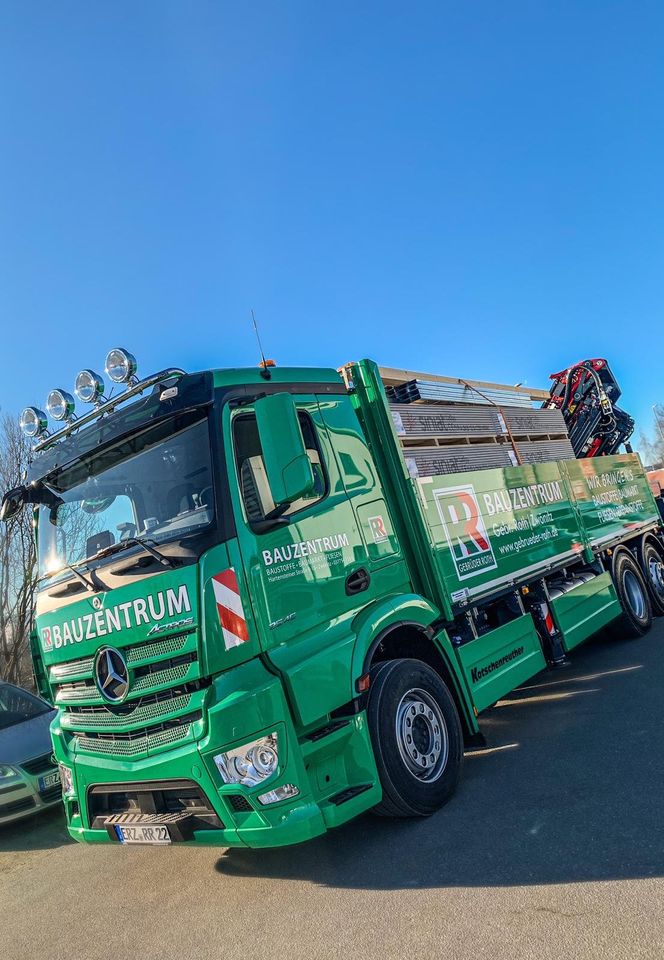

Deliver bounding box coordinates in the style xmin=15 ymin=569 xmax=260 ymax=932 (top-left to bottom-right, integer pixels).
xmin=0 ymin=682 xmax=61 ymax=826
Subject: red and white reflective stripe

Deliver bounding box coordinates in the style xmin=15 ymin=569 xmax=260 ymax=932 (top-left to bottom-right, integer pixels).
xmin=540 ymin=602 xmax=556 ymax=636
xmin=211 ymin=568 xmax=249 ymax=650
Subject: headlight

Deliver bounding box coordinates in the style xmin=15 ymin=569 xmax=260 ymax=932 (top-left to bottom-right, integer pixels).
xmin=46 ymin=389 xmax=76 ymax=422
xmin=0 ymin=764 xmax=18 ymax=781
xmin=74 ymin=369 xmax=105 ymax=403
xmin=58 ymin=763 xmax=74 ymax=796
xmin=105 ymin=348 xmax=137 ymax=384
xmin=19 ymin=406 xmax=48 ymax=438
xmin=213 ymin=732 xmax=279 ymax=787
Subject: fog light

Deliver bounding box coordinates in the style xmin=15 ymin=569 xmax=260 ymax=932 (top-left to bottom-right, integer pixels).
xmin=214 ymin=732 xmax=279 ymax=787
xmin=105 ymin=348 xmax=137 ymax=384
xmin=75 ymin=369 xmax=105 ymax=403
xmin=58 ymin=763 xmax=74 ymax=796
xmin=258 ymin=784 xmax=299 ymax=806
xmin=19 ymin=407 xmax=48 ymax=438
xmin=46 ymin=389 xmax=75 ymax=422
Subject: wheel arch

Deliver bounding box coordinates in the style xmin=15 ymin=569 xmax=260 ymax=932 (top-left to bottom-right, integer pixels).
xmin=351 ymin=595 xmax=478 ymax=738
xmin=637 ymin=530 xmax=664 ymax=556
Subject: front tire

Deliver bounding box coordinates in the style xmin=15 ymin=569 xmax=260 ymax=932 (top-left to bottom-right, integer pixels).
xmin=367 ymin=658 xmax=463 ymax=818
xmin=610 ymin=549 xmax=652 ymax=639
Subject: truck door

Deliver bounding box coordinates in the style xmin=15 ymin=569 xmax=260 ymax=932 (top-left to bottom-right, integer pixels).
xmin=225 ymin=395 xmax=376 ymax=723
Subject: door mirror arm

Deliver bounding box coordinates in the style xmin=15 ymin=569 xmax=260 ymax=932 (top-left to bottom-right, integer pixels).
xmin=250 ymin=513 xmax=291 ymax=535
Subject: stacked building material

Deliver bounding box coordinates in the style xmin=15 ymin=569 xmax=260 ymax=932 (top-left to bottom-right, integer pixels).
xmin=386 ymin=378 xmax=534 ymax=408
xmin=380 ymin=369 xmax=575 ymax=478
xmin=391 ymin=404 xmax=569 ymax=444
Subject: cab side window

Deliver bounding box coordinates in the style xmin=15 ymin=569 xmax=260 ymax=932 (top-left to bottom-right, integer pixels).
xmin=234 ymin=411 xmax=327 ymax=525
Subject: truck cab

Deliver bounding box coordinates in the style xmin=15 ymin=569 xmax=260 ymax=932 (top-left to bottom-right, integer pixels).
xmin=13 ymin=358 xmax=432 ymax=846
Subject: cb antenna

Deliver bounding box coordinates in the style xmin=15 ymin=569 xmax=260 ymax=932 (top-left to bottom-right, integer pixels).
xmin=251 ymin=309 xmax=272 ymax=380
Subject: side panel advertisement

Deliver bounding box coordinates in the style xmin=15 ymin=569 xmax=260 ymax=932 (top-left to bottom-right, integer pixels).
xmin=560 ymin=453 xmax=658 ymax=548
xmin=416 ymin=461 xmax=583 ymax=601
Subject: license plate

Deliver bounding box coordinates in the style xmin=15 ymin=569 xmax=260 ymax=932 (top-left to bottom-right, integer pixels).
xmin=39 ymin=771 xmax=61 ymax=792
xmin=115 ymin=824 xmax=171 ymax=845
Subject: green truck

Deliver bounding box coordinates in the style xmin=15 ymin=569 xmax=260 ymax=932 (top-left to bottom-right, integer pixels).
xmin=3 ymin=351 xmax=663 ymax=847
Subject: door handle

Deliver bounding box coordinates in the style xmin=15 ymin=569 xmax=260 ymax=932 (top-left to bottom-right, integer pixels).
xmin=345 ymin=567 xmax=371 ymax=596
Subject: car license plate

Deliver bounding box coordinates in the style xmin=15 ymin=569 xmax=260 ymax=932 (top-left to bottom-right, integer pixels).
xmin=39 ymin=771 xmax=61 ymax=792
xmin=115 ymin=824 xmax=171 ymax=845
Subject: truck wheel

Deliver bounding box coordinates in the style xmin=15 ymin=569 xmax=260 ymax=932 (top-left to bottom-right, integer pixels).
xmin=636 ymin=537 xmax=664 ymax=617
xmin=367 ymin=658 xmax=463 ymax=818
xmin=610 ymin=550 xmax=652 ymax=639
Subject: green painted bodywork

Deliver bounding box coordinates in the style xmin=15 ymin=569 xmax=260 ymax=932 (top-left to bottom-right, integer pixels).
xmin=549 ymin=571 xmax=621 ymax=652
xmin=34 ymin=360 xmax=661 ymax=848
xmin=561 ymin=454 xmax=659 ymax=549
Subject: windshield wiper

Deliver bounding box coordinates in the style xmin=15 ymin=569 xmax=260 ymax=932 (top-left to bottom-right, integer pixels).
xmin=40 ymin=558 xmax=108 ymax=593
xmin=63 ymin=563 xmax=101 ymax=593
xmin=96 ymin=536 xmax=176 ymax=568
xmin=41 ymin=536 xmax=175 ymax=590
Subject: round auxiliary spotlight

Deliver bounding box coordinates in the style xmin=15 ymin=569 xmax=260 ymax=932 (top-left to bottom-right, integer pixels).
xmin=19 ymin=407 xmax=48 ymax=439
xmin=46 ymin=389 xmax=76 ymax=422
xmin=75 ymin=369 xmax=105 ymax=404
xmin=105 ymin=348 xmax=137 ymax=384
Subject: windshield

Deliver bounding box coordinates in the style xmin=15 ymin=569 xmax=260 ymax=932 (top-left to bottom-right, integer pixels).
xmin=38 ymin=414 xmax=215 ymax=579
xmin=0 ymin=684 xmax=51 ymax=730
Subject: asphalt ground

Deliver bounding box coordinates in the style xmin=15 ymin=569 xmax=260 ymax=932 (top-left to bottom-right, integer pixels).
xmin=2 ymin=621 xmax=664 ymax=960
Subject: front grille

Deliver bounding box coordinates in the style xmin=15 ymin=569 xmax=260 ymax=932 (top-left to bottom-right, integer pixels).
xmin=48 ymin=632 xmax=191 ymax=685
xmin=50 ymin=657 xmax=94 ymax=681
xmin=40 ymin=784 xmax=63 ymax=804
xmin=73 ymin=712 xmax=202 ymax=757
xmin=126 ymin=632 xmax=189 ymax=663
xmin=51 ymin=630 xmax=203 ymax=760
xmin=55 ymin=652 xmax=197 ymax=706
xmin=0 ymin=796 xmax=36 ymax=816
xmin=63 ymin=687 xmax=199 ymax=730
xmin=227 ymin=794 xmax=253 ymax=813
xmin=21 ymin=753 xmax=55 ymax=776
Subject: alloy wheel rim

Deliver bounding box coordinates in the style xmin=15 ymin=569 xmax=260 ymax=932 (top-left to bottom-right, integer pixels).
xmin=647 ymin=555 xmax=664 ymax=598
xmin=395 ymin=687 xmax=449 ymax=782
xmin=624 ymin=569 xmax=646 ymax=620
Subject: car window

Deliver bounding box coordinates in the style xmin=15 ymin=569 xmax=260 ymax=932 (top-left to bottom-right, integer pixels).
xmin=0 ymin=684 xmax=51 ymax=730
xmin=234 ymin=411 xmax=327 ymax=525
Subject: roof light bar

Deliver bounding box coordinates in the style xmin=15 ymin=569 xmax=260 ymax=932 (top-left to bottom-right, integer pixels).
xmin=32 ymin=367 xmax=186 ymax=452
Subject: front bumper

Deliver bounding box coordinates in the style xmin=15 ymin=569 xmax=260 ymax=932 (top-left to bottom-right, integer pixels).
xmin=0 ymin=761 xmax=62 ymax=827
xmin=54 ymin=658 xmax=381 ymax=848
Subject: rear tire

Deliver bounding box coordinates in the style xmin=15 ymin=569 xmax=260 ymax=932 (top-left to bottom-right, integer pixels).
xmin=367 ymin=658 xmax=463 ymax=818
xmin=636 ymin=537 xmax=664 ymax=617
xmin=610 ymin=549 xmax=652 ymax=639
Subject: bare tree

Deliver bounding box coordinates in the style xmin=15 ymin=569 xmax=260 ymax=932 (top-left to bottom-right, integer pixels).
xmin=638 ymin=405 xmax=664 ymax=469
xmin=0 ymin=414 xmax=38 ymax=684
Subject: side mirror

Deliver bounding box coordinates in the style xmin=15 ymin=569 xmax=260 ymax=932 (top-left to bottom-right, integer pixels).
xmin=255 ymin=394 xmax=315 ymax=506
xmin=0 ymin=486 xmax=27 ymax=522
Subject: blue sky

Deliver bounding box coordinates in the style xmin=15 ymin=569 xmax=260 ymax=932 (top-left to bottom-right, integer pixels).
xmin=1 ymin=2 xmax=663 ymax=444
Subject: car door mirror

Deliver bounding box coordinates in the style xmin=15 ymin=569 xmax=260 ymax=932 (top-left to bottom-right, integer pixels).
xmin=254 ymin=394 xmax=316 ymax=506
